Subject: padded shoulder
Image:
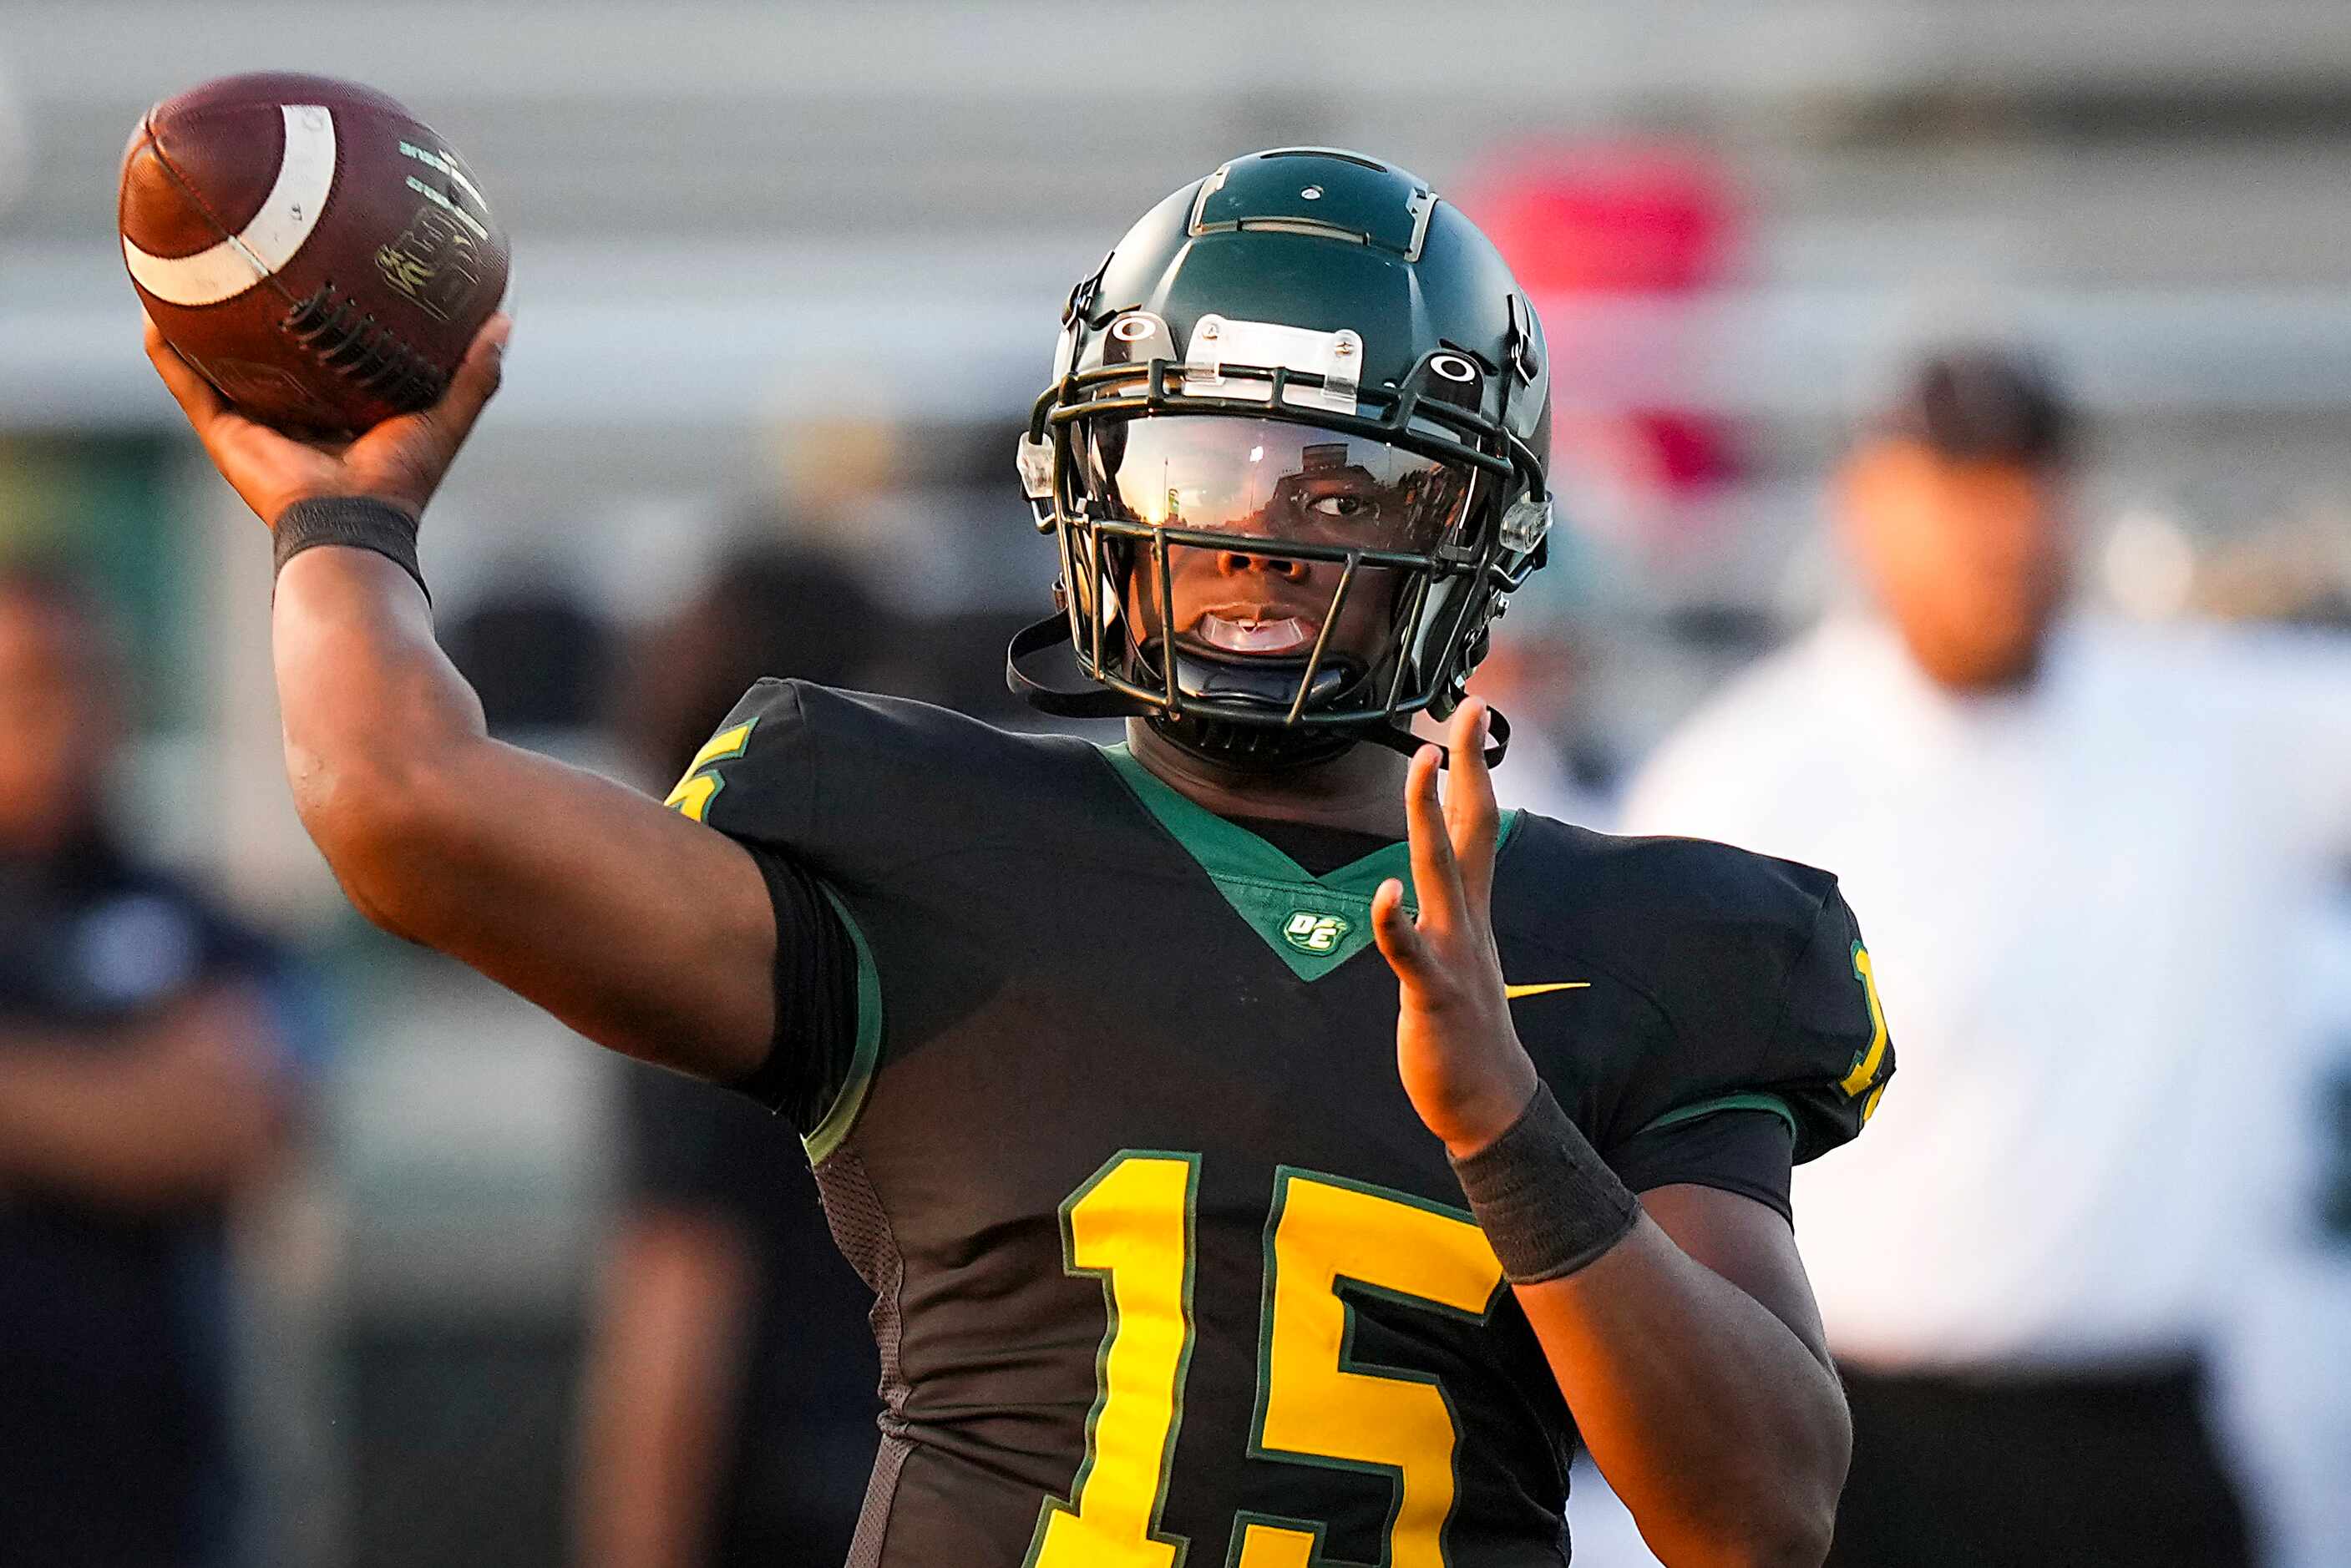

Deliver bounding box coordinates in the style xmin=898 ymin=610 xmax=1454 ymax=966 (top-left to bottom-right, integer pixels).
xmin=668 ymin=680 xmax=1101 ymax=888
xmin=1499 ymin=817 xmax=1838 ymax=975
xmin=1499 ymin=818 xmax=1894 ymax=1164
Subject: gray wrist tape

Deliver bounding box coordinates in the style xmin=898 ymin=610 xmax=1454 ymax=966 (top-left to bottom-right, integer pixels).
xmin=1449 ymin=1085 xmax=1641 ymax=1283
xmin=273 ymin=496 xmax=428 ymax=603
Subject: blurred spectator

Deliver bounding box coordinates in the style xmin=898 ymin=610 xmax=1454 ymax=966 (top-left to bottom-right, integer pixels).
xmin=444 ymin=579 xmax=616 ymax=738
xmin=0 ymin=564 xmax=312 ymax=1568
xmin=574 ymin=539 xmax=886 ymax=1568
xmin=1469 ymin=624 xmax=1618 ymax=828
xmin=2209 ymin=857 xmax=2351 ymax=1568
xmin=1620 ymin=347 xmax=2351 ymax=1565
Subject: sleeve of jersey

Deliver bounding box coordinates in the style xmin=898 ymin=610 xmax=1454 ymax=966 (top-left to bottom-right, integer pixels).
xmin=1608 ymin=879 xmax=1895 ymax=1173
xmin=660 ymin=678 xmax=879 ymax=1147
xmin=661 ymin=677 xmax=819 ymax=844
xmin=1770 ymin=884 xmax=1896 ymax=1161
xmin=665 ymin=676 xmax=971 ymax=879
xmin=1606 ymin=1109 xmax=1796 ymax=1221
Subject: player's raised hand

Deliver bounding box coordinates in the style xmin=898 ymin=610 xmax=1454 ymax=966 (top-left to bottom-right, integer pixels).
xmin=1372 ymin=698 xmax=1542 ymax=1157
xmin=143 ymin=311 xmax=511 ymax=527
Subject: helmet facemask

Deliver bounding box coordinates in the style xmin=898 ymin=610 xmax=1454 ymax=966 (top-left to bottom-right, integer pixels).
xmin=1081 ymin=412 xmax=1475 ymax=717
xmin=1015 ymin=313 xmax=1551 ymax=766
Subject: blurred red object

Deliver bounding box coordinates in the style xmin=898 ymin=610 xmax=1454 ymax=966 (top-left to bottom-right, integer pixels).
xmin=1457 ymin=140 xmax=1740 ymax=296
xmin=1459 ymin=140 xmax=1749 ymax=529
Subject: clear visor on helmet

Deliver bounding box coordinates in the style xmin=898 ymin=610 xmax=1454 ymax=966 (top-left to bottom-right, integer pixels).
xmin=1080 ymin=416 xmax=1475 ymax=555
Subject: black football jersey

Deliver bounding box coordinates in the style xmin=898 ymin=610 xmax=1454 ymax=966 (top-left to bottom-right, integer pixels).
xmin=673 ymin=680 xmax=1892 ymax=1568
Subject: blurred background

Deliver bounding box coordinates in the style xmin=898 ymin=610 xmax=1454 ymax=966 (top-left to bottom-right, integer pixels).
xmin=0 ymin=3 xmax=2345 ymax=1565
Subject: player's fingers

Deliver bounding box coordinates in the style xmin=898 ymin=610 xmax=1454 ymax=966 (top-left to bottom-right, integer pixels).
xmin=1371 ymin=877 xmax=1433 ymax=984
xmin=142 ymin=315 xmax=233 ymax=432
xmin=415 ymin=312 xmax=511 ymax=454
xmin=346 ymin=312 xmax=509 ymax=496
xmin=447 ymin=312 xmax=511 ymax=422
xmin=1402 ymin=741 xmax=1465 ymax=937
xmin=1446 ymin=700 xmax=1502 ymax=918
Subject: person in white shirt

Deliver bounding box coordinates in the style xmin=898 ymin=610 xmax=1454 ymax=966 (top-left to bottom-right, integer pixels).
xmin=2208 ymin=869 xmax=2351 ymax=1568
xmin=1620 ymin=347 xmax=2351 ymax=1566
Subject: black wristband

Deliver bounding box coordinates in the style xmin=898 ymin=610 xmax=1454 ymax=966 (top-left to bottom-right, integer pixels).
xmin=1449 ymin=1084 xmax=1641 ymax=1283
xmin=272 ymin=495 xmax=428 ymax=602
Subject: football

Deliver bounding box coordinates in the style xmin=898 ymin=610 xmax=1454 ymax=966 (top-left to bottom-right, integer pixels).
xmin=120 ymin=72 xmax=508 ymax=432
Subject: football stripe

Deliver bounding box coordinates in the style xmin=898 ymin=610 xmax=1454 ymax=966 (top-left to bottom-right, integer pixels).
xmin=124 ymin=104 xmax=337 ymax=306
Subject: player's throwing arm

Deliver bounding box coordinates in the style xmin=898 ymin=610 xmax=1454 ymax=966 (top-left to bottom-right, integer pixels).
xmin=1378 ymin=701 xmax=1853 ymax=1568
xmin=141 ymin=316 xmax=785 ymax=1088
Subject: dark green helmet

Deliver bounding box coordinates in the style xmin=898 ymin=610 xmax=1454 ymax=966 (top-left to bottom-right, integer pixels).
xmin=1008 ymin=147 xmax=1553 ymax=770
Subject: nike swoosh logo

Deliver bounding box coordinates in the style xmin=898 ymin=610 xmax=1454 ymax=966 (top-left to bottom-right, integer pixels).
xmin=1505 ymin=982 xmax=1591 ymax=999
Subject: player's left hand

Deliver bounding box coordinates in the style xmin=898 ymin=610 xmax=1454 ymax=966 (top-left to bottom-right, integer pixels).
xmin=1373 ymin=699 xmax=1542 ymax=1159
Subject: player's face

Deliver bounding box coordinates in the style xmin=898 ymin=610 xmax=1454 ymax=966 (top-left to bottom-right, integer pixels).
xmin=0 ymin=589 xmax=119 ymax=857
xmin=1090 ymin=417 xmax=1474 ymax=671
xmin=1841 ymin=441 xmax=2070 ymax=691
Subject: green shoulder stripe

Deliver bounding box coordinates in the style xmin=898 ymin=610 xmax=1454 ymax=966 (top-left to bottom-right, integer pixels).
xmin=1635 ymin=1091 xmax=1800 ymax=1145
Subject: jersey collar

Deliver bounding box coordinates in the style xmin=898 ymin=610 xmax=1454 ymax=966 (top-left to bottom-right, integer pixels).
xmin=1097 ymin=741 xmax=1521 ymax=981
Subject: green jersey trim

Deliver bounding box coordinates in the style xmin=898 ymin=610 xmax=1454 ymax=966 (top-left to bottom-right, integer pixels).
xmin=803 ymin=880 xmax=884 ymax=1165
xmin=1634 ymin=1091 xmax=1800 ymax=1145
xmin=1096 ymin=743 xmax=1521 ymax=982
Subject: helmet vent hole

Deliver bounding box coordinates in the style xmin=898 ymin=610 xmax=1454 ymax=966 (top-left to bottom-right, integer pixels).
xmin=1430 ymin=353 xmax=1479 ymax=384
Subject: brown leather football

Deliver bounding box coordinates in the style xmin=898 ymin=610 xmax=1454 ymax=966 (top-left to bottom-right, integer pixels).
xmin=121 ymin=72 xmax=509 ymax=432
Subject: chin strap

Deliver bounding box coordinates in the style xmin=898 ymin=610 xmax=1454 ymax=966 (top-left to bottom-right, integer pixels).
xmin=1004 ymin=612 xmax=1512 ymax=770
xmin=1352 ymin=706 xmax=1512 ymax=771
xmin=1148 ymin=711 xmax=1357 ymax=775
xmin=1005 ymin=614 xmax=1143 ymax=721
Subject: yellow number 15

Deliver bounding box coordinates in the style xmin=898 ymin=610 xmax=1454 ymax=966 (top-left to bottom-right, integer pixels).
xmin=1026 ymin=1152 xmax=1507 ymax=1568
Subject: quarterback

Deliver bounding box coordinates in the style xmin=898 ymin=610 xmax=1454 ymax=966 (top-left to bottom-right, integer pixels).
xmin=144 ymin=149 xmax=1890 ymax=1567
